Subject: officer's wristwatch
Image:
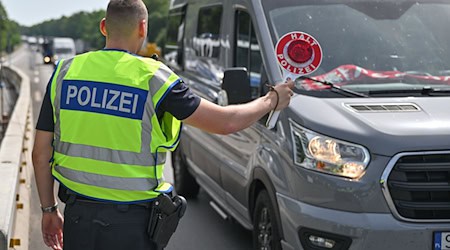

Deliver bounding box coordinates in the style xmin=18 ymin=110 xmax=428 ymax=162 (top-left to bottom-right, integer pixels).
xmin=41 ymin=203 xmax=58 ymax=213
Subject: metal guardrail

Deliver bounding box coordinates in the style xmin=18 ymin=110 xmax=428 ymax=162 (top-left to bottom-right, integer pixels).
xmin=0 ymin=65 xmax=31 ymax=250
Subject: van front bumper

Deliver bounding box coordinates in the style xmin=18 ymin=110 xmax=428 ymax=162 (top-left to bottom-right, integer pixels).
xmin=277 ymin=192 xmax=450 ymax=250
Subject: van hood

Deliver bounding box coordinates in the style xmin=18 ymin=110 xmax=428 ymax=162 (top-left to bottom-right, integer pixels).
xmin=287 ymin=95 xmax=450 ymax=156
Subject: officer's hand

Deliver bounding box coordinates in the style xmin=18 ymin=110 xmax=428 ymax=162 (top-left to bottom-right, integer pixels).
xmin=42 ymin=210 xmax=64 ymax=250
xmin=267 ymin=78 xmax=295 ymax=111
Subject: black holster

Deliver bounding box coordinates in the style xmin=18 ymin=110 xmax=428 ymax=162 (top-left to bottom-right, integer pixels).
xmin=147 ymin=194 xmax=187 ymax=249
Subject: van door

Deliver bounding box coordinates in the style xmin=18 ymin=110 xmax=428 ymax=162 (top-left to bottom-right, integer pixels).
xmin=219 ymin=6 xmax=268 ymax=221
xmin=168 ymin=3 xmax=227 ymax=201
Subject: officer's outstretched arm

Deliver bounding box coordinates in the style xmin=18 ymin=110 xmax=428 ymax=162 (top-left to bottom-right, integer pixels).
xmin=183 ymin=80 xmax=294 ymax=135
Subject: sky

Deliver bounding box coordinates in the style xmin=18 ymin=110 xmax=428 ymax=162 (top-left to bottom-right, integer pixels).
xmin=2 ymin=0 xmax=110 ymax=26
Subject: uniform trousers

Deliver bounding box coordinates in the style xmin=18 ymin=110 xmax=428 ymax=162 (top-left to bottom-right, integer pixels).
xmin=63 ymin=197 xmax=157 ymax=250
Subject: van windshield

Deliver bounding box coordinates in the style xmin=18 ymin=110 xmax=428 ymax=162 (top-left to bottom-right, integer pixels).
xmin=264 ymin=1 xmax=450 ymax=96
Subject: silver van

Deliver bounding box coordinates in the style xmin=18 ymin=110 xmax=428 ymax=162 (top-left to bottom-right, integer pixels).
xmin=164 ymin=0 xmax=450 ymax=249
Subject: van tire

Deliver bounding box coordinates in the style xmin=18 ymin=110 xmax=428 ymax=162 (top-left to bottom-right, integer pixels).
xmin=253 ymin=190 xmax=282 ymax=250
xmin=172 ymin=145 xmax=200 ymax=198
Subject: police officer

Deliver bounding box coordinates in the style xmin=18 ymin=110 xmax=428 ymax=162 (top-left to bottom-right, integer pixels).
xmin=32 ymin=0 xmax=294 ymax=249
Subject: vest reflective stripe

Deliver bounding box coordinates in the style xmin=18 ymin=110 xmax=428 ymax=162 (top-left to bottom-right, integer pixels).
xmin=151 ymin=68 xmax=182 ymax=108
xmin=52 ymin=152 xmax=165 ymax=180
xmin=53 ymin=58 xmax=74 ymax=141
xmin=54 ymin=165 xmax=161 ymax=191
xmin=149 ymin=63 xmax=172 ymax=99
xmin=53 ymin=172 xmax=169 ymax=202
xmin=148 ymin=65 xmax=182 ymax=149
xmin=50 ymin=51 xmax=182 ymax=202
xmin=55 ymin=141 xmax=166 ymax=166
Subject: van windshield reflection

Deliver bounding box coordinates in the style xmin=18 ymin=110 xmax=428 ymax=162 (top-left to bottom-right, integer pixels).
xmin=265 ymin=1 xmax=450 ymax=93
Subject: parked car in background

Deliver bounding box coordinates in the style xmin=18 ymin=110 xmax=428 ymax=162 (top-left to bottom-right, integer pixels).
xmin=164 ymin=0 xmax=450 ymax=249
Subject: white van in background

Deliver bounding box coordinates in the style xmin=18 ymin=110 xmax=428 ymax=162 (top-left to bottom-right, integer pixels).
xmin=52 ymin=37 xmax=76 ymax=64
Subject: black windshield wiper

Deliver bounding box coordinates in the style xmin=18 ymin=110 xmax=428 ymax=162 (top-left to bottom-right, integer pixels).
xmin=298 ymin=76 xmax=368 ymax=98
xmin=421 ymin=86 xmax=450 ymax=96
xmin=368 ymin=86 xmax=450 ymax=97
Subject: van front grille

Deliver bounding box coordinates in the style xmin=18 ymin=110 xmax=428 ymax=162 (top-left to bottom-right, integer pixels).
xmin=386 ymin=153 xmax=450 ymax=220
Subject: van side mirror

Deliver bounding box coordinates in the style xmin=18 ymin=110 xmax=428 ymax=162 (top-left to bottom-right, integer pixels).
xmin=222 ymin=67 xmax=252 ymax=105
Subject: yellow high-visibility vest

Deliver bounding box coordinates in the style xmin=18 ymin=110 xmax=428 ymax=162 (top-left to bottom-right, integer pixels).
xmin=49 ymin=50 xmax=181 ymax=202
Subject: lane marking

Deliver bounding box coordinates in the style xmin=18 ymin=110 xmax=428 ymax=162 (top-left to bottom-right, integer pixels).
xmin=34 ymin=77 xmax=40 ymax=84
xmin=34 ymin=91 xmax=42 ymax=102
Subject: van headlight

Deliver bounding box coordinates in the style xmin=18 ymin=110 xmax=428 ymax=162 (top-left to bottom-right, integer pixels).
xmin=290 ymin=121 xmax=370 ymax=179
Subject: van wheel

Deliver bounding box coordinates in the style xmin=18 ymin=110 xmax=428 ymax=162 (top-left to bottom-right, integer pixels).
xmin=172 ymin=145 xmax=199 ymax=198
xmin=253 ymin=190 xmax=282 ymax=250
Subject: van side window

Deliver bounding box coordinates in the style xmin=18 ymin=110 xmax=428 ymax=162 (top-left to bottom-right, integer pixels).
xmin=164 ymin=6 xmax=186 ymax=69
xmin=194 ymin=5 xmax=222 ymax=58
xmin=234 ymin=10 xmax=264 ymax=99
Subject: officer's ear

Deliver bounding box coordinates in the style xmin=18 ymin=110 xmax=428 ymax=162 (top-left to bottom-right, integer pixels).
xmin=138 ymin=19 xmax=147 ymax=38
xmin=100 ymin=18 xmax=107 ymax=37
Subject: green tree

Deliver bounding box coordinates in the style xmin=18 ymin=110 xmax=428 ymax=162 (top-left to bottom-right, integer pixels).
xmin=143 ymin=0 xmax=170 ymax=46
xmin=0 ymin=1 xmax=21 ymax=53
xmin=22 ymin=0 xmax=171 ymax=50
xmin=24 ymin=10 xmax=106 ymax=50
xmin=82 ymin=10 xmax=106 ymax=50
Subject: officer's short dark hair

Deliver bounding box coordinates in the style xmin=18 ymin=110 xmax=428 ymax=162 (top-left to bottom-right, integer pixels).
xmin=106 ymin=0 xmax=148 ymax=38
